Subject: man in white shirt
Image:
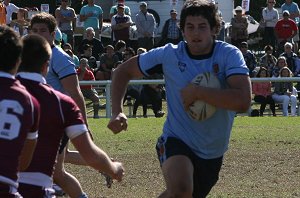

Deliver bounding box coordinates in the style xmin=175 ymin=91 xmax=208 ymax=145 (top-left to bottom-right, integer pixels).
xmin=3 ymin=0 xmax=27 ymax=26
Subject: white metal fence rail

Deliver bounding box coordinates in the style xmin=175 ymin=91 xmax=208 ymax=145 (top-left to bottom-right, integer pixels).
xmin=80 ymin=77 xmax=300 ymax=118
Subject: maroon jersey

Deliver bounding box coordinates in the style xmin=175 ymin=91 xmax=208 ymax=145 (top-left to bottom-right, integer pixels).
xmin=0 ymin=73 xmax=40 ymax=187
xmin=17 ymin=73 xmax=87 ymax=187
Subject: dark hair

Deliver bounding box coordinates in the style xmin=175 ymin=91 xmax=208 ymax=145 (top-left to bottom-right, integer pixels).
xmin=20 ymin=34 xmax=51 ymax=73
xmin=0 ymin=25 xmax=23 ymax=72
xmin=256 ymin=67 xmax=269 ymax=77
xmin=264 ymin=45 xmax=273 ymax=52
xmin=180 ymin=0 xmax=221 ymax=35
xmin=124 ymin=47 xmax=135 ymax=56
xmin=115 ymin=40 xmax=126 ymax=51
xmin=30 ymin=12 xmax=57 ymax=34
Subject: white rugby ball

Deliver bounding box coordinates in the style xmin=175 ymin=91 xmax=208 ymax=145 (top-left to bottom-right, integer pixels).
xmin=188 ymin=72 xmax=221 ymax=121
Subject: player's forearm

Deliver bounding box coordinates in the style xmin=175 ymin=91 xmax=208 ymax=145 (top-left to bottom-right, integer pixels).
xmin=71 ymin=91 xmax=88 ymax=123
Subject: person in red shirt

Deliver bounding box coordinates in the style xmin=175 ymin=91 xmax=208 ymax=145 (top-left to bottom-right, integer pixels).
xmin=274 ymin=10 xmax=298 ymax=54
xmin=252 ymin=67 xmax=276 ymax=116
xmin=77 ymin=58 xmax=101 ymax=118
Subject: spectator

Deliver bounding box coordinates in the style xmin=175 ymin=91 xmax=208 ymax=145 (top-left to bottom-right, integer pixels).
xmin=3 ymin=0 xmax=27 ymax=26
xmin=77 ymin=27 xmax=104 ymax=60
xmin=17 ymin=34 xmax=124 ymax=197
xmin=280 ymin=42 xmax=300 ymax=76
xmin=111 ymin=3 xmax=133 ymax=46
xmin=262 ymin=0 xmax=279 ymax=49
xmin=80 ymin=43 xmax=97 ymax=73
xmin=0 ymin=25 xmax=39 ymax=198
xmin=230 ymin=6 xmax=248 ymax=47
xmin=135 ymin=2 xmax=156 ymax=51
xmin=30 ymin=12 xmax=88 ymax=198
xmin=252 ymin=67 xmax=276 ymax=116
xmin=77 ymin=58 xmax=102 ymax=119
xmin=79 ymin=0 xmax=103 ymax=39
xmin=96 ymin=45 xmax=119 ymax=80
xmin=272 ymin=66 xmax=297 ymax=116
xmin=159 ymin=9 xmax=183 ymax=46
xmin=240 ymin=42 xmax=257 ymax=77
xmin=259 ymin=45 xmax=277 ymax=76
xmin=114 ymin=40 xmax=126 ymax=61
xmin=272 ymin=56 xmax=288 ymax=77
xmin=109 ymin=0 xmax=131 ymax=19
xmin=55 ymin=0 xmax=76 ymax=49
xmin=274 ymin=10 xmax=298 ymax=55
xmin=281 ymin=0 xmax=300 ymax=52
xmin=63 ymin=43 xmax=80 ymax=68
xmin=137 ymin=47 xmax=147 ymax=55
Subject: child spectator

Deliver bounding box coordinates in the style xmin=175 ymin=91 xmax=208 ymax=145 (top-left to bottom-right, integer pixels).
xmin=272 ymin=67 xmax=297 ymax=116
xmin=252 ymin=67 xmax=276 ymax=116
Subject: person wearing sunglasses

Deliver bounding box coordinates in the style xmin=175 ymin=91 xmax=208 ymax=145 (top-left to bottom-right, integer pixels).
xmin=262 ymin=0 xmax=279 ymax=50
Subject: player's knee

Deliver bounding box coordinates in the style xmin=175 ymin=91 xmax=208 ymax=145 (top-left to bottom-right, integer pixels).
xmin=166 ymin=184 xmax=193 ymax=198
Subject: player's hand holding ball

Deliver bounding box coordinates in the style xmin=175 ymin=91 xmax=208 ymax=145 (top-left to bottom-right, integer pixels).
xmin=181 ymin=72 xmax=221 ymax=121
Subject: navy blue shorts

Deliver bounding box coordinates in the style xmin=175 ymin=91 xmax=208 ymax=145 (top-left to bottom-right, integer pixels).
xmin=156 ymin=136 xmax=223 ymax=198
xmin=18 ymin=183 xmax=55 ymax=198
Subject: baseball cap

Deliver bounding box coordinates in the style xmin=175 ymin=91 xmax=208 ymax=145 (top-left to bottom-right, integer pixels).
xmin=140 ymin=2 xmax=147 ymax=6
xmin=170 ymin=9 xmax=177 ymax=14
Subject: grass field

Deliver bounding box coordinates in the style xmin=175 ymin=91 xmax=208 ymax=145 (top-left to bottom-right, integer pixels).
xmin=64 ymin=116 xmax=300 ymax=198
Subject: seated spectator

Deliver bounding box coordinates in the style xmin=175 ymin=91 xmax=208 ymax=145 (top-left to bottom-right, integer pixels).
xmin=259 ymin=45 xmax=277 ymax=76
xmin=137 ymin=47 xmax=147 ymax=55
xmin=123 ymin=47 xmax=135 ymax=61
xmin=240 ymin=42 xmax=257 ymax=77
xmin=77 ymin=27 xmax=105 ymax=60
xmin=114 ymin=40 xmax=126 ymax=61
xmin=96 ymin=45 xmax=120 ymax=80
xmin=252 ymin=67 xmax=276 ymax=116
xmin=77 ymin=58 xmax=102 ymax=119
xmin=272 ymin=67 xmax=297 ymax=116
xmin=80 ymin=44 xmax=97 ymax=73
xmin=272 ymin=56 xmax=288 ymax=77
xmin=63 ymin=43 xmax=80 ymax=68
xmin=280 ymin=42 xmax=300 ymax=76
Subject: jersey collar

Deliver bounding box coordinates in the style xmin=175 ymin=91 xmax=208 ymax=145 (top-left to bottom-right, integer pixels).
xmin=16 ymin=72 xmax=47 ymax=84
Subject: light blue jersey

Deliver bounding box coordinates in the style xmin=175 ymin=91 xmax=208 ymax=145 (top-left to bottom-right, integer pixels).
xmin=46 ymin=46 xmax=76 ymax=93
xmin=80 ymin=5 xmax=103 ymax=29
xmin=138 ymin=41 xmax=249 ymax=159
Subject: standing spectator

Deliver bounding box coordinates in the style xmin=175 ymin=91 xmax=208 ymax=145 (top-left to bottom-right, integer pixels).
xmin=77 ymin=27 xmax=104 ymax=60
xmin=55 ymin=0 xmax=76 ymax=48
xmin=135 ymin=2 xmax=156 ymax=51
xmin=77 ymin=58 xmax=101 ymax=118
xmin=17 ymin=34 xmax=124 ymax=197
xmin=0 ymin=25 xmax=40 ymax=198
xmin=109 ymin=0 xmax=131 ymax=19
xmin=230 ymin=6 xmax=248 ymax=47
xmin=111 ymin=3 xmax=133 ymax=46
xmin=272 ymin=67 xmax=297 ymax=116
xmin=159 ymin=9 xmax=183 ymax=46
xmin=107 ymin=1 xmax=251 ymax=197
xmin=30 ymin=12 xmax=88 ymax=198
xmin=252 ymin=67 xmax=276 ymax=116
xmin=3 ymin=0 xmax=27 ymax=26
xmin=262 ymin=0 xmax=279 ymax=49
xmin=79 ymin=0 xmax=103 ymax=39
xmin=259 ymin=45 xmax=277 ymax=76
xmin=240 ymin=42 xmax=257 ymax=77
xmin=281 ymin=0 xmax=300 ymax=52
xmin=274 ymin=10 xmax=298 ymax=55
xmin=96 ymin=45 xmax=119 ymax=80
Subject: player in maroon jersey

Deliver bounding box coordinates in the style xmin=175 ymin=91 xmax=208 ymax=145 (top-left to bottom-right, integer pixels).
xmin=0 ymin=26 xmax=40 ymax=198
xmin=17 ymin=34 xmax=124 ymax=198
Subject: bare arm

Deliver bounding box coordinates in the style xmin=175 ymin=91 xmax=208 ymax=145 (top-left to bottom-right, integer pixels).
xmin=18 ymin=139 xmax=37 ymax=171
xmin=71 ymin=132 xmax=124 ymax=181
xmin=181 ymin=75 xmax=252 ymax=113
xmin=61 ymin=74 xmax=87 ymax=124
xmin=107 ymin=56 xmax=144 ymax=133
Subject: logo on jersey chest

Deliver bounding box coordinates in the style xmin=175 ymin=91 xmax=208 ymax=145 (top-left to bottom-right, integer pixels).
xmin=177 ymin=61 xmax=219 ymax=74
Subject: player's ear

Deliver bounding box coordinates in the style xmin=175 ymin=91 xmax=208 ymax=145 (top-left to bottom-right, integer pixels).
xmin=41 ymin=60 xmax=50 ymax=77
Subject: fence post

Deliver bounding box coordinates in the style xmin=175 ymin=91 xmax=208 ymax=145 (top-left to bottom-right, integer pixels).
xmin=105 ymin=82 xmax=111 ymax=118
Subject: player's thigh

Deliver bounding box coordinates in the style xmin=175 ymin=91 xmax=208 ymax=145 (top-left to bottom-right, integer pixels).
xmin=161 ymin=155 xmax=194 ymax=193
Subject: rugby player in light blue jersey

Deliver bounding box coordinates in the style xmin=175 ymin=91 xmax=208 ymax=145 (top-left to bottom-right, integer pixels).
xmin=108 ymin=0 xmax=252 ymax=197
